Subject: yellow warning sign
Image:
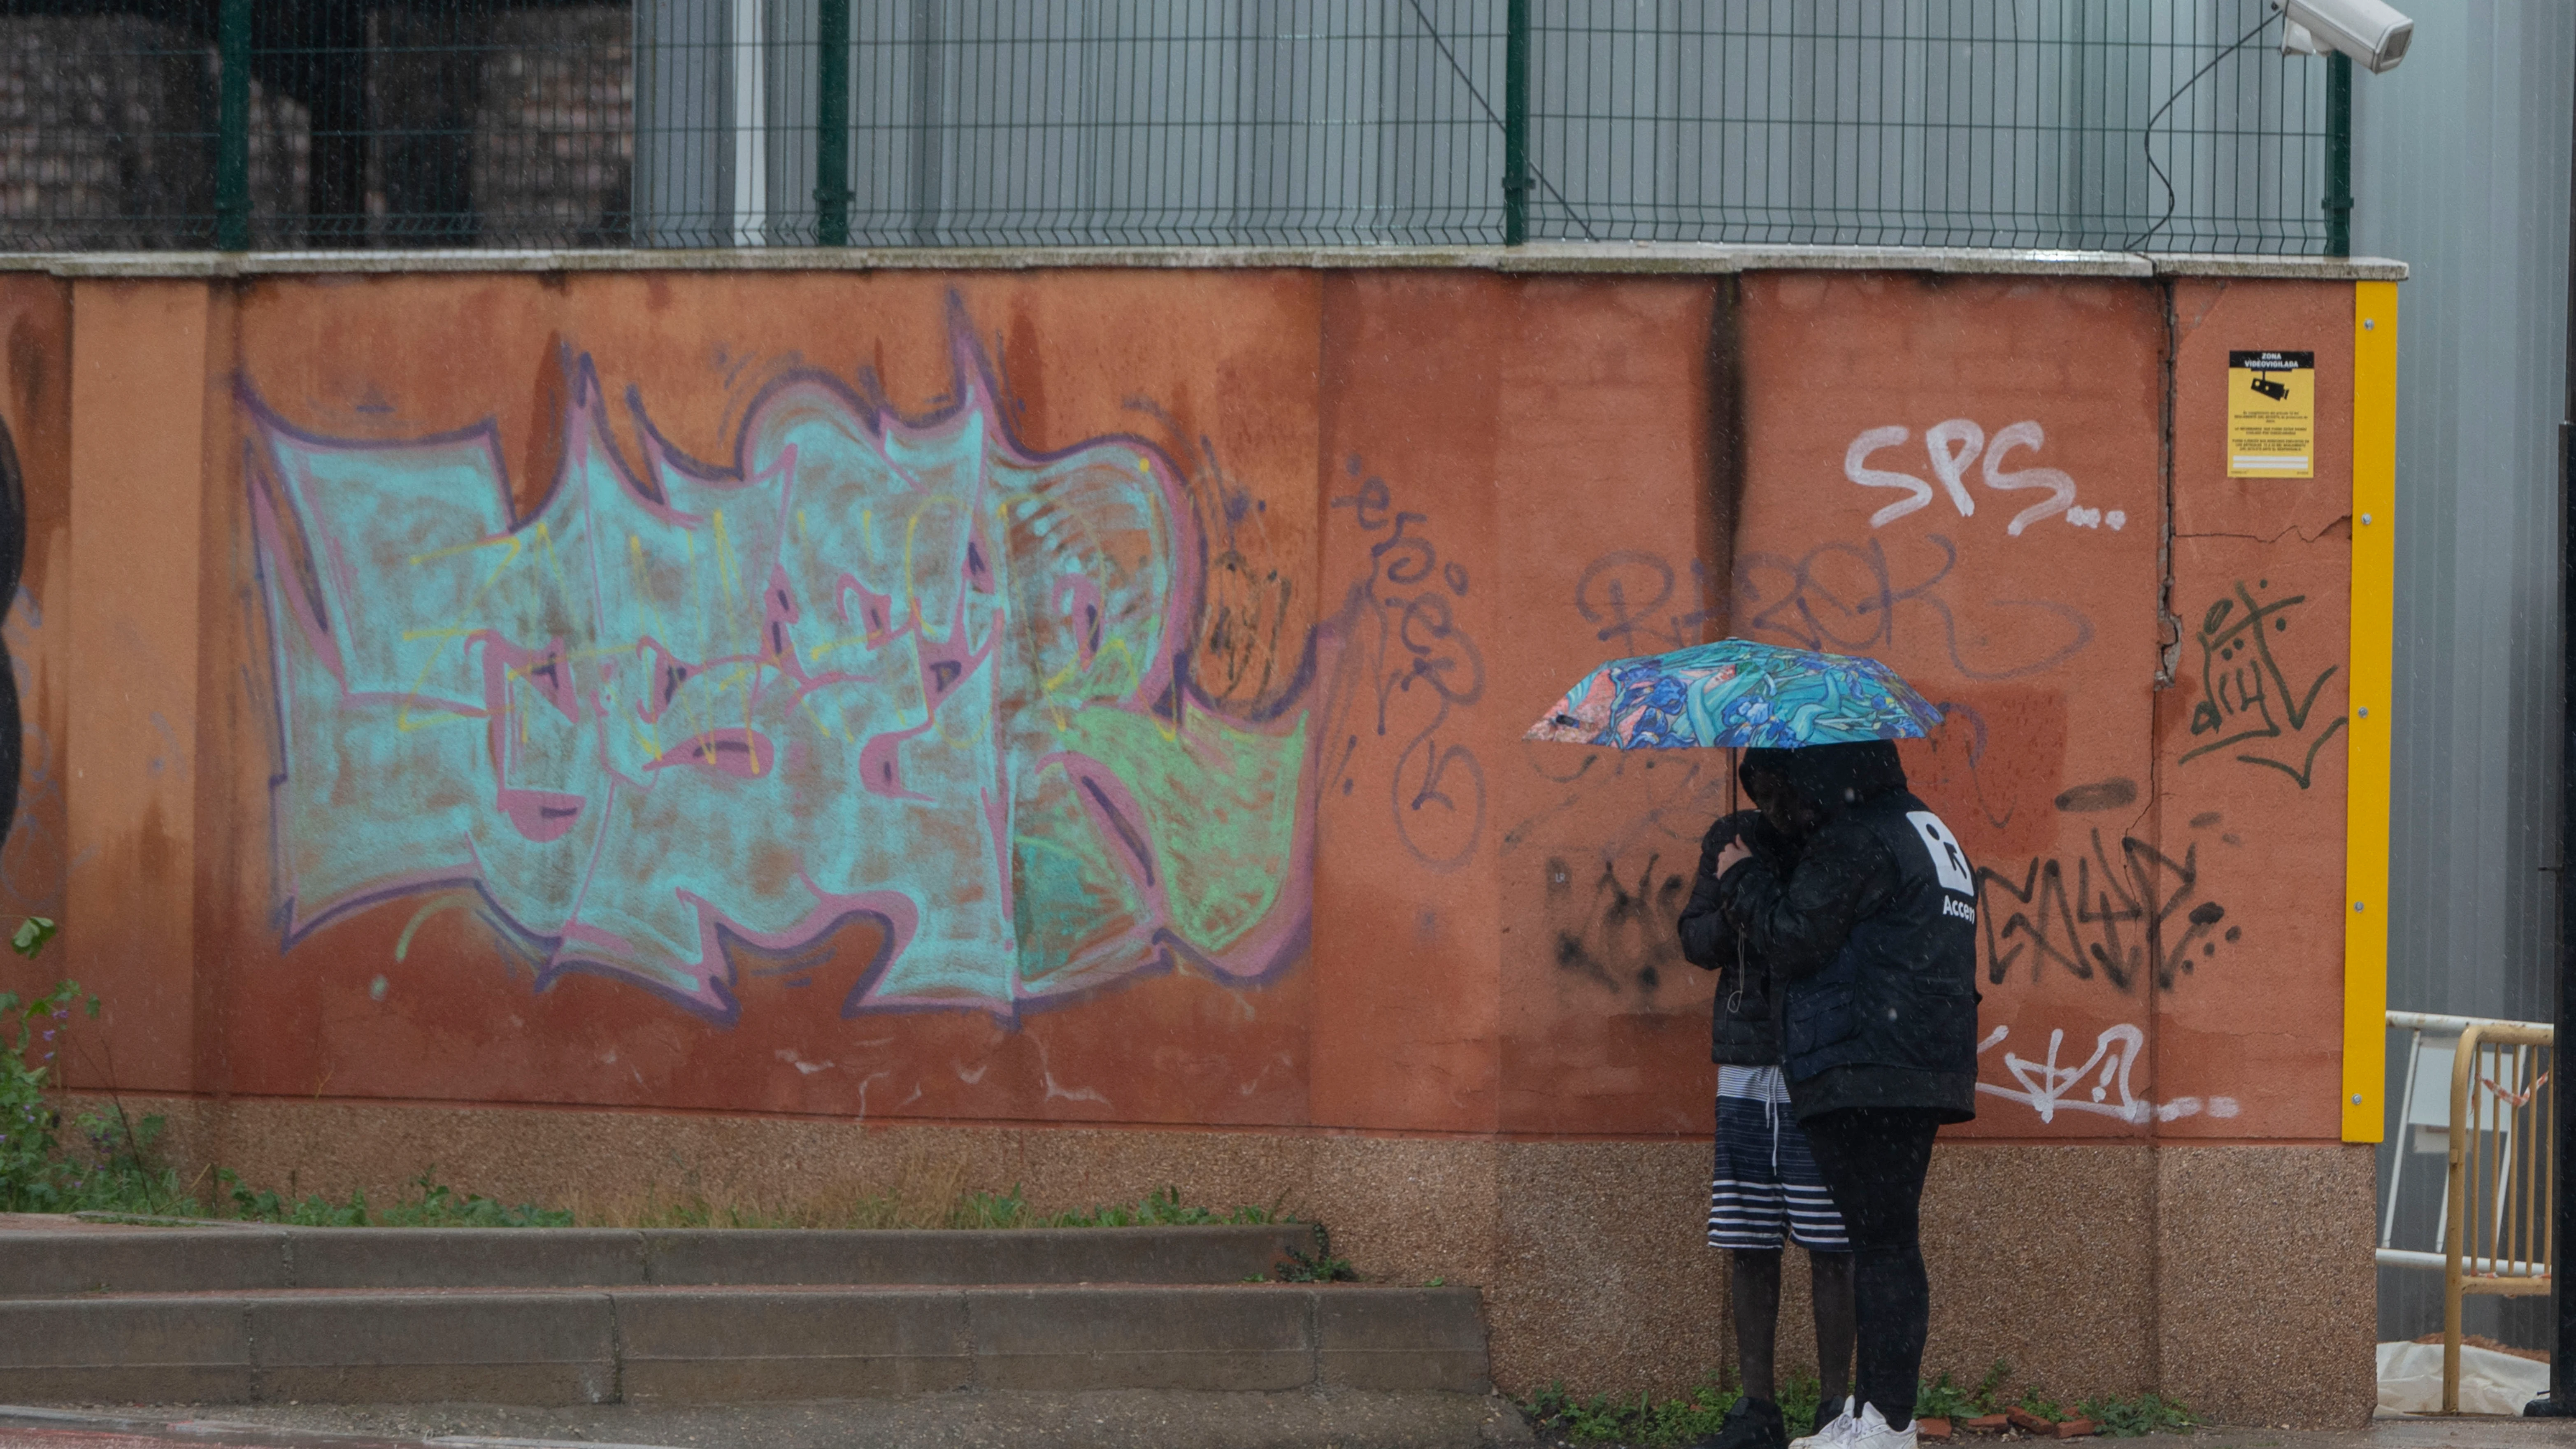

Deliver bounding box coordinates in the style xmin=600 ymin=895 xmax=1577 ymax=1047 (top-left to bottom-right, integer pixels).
xmin=2227 ymin=349 xmax=2315 ymax=478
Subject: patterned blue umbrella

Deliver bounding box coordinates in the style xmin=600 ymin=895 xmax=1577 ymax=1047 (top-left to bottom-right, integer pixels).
xmin=1525 ymin=638 xmax=1943 ymax=749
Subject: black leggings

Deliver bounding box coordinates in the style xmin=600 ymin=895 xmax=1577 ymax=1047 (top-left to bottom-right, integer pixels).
xmin=1800 ymin=1107 xmax=1941 ymax=1426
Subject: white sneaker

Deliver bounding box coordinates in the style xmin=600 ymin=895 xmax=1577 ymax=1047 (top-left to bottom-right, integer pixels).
xmin=1845 ymin=1402 xmax=1918 ymax=1449
xmin=1787 ymin=1398 xmax=1858 ymax=1449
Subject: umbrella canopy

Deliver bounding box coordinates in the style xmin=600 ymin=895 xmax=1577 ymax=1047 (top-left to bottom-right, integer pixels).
xmin=1525 ymin=638 xmax=1943 ymax=750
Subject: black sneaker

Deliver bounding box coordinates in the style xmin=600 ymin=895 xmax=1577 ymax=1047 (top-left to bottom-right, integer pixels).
xmin=1693 ymin=1396 xmax=1788 ymax=1449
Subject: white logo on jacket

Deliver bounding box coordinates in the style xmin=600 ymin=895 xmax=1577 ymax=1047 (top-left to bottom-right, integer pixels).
xmin=1907 ymin=810 xmax=1976 ymax=895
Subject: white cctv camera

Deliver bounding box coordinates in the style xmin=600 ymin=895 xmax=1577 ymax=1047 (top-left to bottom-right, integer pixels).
xmin=2273 ymin=0 xmax=2413 ymax=74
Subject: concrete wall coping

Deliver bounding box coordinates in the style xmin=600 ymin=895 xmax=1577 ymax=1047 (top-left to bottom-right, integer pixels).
xmin=0 ymin=243 xmax=2409 ymax=281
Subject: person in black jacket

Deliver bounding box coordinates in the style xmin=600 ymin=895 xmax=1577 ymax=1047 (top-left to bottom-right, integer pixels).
xmin=1712 ymin=740 xmax=1979 ymax=1449
xmin=1676 ymin=751 xmax=1855 ymax=1449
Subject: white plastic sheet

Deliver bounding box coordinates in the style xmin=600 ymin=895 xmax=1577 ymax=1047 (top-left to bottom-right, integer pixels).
xmin=2377 ymin=1340 xmax=2551 ymax=1416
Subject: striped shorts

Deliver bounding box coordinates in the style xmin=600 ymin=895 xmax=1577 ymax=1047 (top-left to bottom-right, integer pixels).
xmin=1706 ymin=1064 xmax=1849 ymax=1251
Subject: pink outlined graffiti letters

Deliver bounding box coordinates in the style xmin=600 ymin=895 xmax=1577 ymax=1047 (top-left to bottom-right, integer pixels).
xmin=244 ymin=307 xmax=1313 ymax=1025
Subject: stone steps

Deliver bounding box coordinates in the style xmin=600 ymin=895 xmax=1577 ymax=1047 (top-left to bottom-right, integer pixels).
xmin=0 ymin=1223 xmax=1314 ymax=1293
xmin=0 ymin=1226 xmax=1489 ymax=1405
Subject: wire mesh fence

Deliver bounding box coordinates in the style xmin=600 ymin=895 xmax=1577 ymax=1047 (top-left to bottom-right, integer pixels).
xmin=0 ymin=0 xmax=2342 ymax=254
xmin=1530 ymin=2 xmax=2335 ymax=251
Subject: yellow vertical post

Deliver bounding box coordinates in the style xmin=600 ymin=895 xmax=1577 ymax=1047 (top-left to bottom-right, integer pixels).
xmin=2344 ymin=280 xmax=2399 ymax=1143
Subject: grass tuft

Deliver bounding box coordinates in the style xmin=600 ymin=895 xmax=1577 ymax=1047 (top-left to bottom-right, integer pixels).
xmin=1523 ymin=1362 xmax=2196 ymax=1445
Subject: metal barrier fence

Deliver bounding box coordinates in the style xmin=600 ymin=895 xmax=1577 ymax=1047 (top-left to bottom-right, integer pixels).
xmin=0 ymin=1 xmax=2346 ymax=254
xmin=2381 ymin=1011 xmax=2557 ymax=1415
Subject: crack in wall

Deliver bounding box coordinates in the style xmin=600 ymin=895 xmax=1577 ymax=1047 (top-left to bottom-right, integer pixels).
xmin=2175 ymin=521 xmax=2355 ymax=546
xmin=2158 ymin=280 xmax=2183 ymax=687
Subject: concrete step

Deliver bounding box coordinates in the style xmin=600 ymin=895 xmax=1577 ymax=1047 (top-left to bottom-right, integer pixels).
xmin=0 ymin=1224 xmax=1315 ymax=1295
xmin=0 ymin=1283 xmax=1488 ymax=1405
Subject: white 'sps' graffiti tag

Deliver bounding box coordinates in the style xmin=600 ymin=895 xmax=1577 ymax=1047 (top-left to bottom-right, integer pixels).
xmin=1845 ymin=420 xmax=2123 ymax=535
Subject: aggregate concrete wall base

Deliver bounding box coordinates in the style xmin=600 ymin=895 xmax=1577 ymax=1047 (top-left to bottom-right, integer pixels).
xmin=2158 ymin=1144 xmax=2379 ymax=1430
xmin=1486 ymin=1140 xmax=1730 ymax=1396
xmin=69 ymin=1095 xmax=2372 ymax=1425
xmin=1486 ymin=1140 xmax=2159 ymax=1404
xmin=1925 ymin=1143 xmax=2158 ymax=1398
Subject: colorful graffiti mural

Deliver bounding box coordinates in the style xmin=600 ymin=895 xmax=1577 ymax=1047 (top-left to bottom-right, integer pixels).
xmin=244 ymin=320 xmax=1312 ymax=1024
xmin=0 ymin=414 xmax=24 ymax=861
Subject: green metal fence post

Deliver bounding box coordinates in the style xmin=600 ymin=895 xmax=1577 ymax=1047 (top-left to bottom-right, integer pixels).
xmin=1503 ymin=0 xmax=1529 ymax=245
xmin=816 ymin=0 xmax=853 ymax=247
xmin=2325 ymin=51 xmax=2353 ymax=257
xmin=214 ymin=0 xmax=251 ymax=251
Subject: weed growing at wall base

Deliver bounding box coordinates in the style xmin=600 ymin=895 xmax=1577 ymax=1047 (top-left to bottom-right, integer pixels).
xmin=0 ymin=977 xmax=89 ymax=1209
xmin=2 ymin=938 xmax=1325 ymax=1238
xmin=2075 ymin=1392 xmax=2197 ymax=1437
xmin=0 ymin=919 xmax=106 ymax=1212
xmin=1274 ymin=1222 xmax=1357 ymax=1282
xmin=1914 ymin=1362 xmax=2017 ymax=1422
xmin=67 ymin=1148 xmax=1301 ymax=1234
xmin=1523 ymin=1364 xmax=2195 ymax=1445
xmin=77 ymin=1165 xmax=1302 ymax=1235
xmin=1917 ymin=1361 xmax=2197 ymax=1436
xmin=571 ymin=1182 xmax=1289 ymax=1233
xmin=0 ymin=922 xmax=255 ymax=1218
xmin=209 ymin=1170 xmax=573 ymax=1227
xmin=1522 ymin=1374 xmax=1785 ymax=1447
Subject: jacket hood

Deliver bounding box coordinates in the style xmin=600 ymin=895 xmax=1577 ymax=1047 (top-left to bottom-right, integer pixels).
xmin=1744 ymin=740 xmax=1907 ymax=821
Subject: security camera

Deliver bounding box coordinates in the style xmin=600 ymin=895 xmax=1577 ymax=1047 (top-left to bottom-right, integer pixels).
xmin=2273 ymin=0 xmax=2413 ymax=74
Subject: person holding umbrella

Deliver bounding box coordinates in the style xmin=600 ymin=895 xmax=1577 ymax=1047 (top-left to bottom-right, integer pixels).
xmin=1676 ymin=750 xmax=1856 ymax=1449
xmin=1530 ymin=641 xmax=1978 ymax=1449
xmin=1710 ymin=739 xmax=1978 ymax=1449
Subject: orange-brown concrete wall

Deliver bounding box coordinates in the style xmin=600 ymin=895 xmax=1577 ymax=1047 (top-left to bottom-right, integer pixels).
xmin=0 ymin=276 xmax=69 ymax=965
xmin=0 ymin=267 xmax=2359 ymax=1148
xmin=0 ymin=264 xmax=2378 ymax=1420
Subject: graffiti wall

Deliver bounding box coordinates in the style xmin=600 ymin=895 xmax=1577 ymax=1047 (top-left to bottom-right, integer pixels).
xmin=0 ymin=276 xmax=67 ymax=949
xmin=9 ymin=265 xmax=2361 ymax=1148
xmin=1483 ymin=272 xmax=2351 ymax=1143
xmin=246 ymin=318 xmax=1308 ymax=1026
xmin=1730 ymin=274 xmax=2350 ymax=1142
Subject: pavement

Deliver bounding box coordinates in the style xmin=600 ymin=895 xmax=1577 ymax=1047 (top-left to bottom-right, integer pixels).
xmin=0 ymin=1393 xmax=1537 ymax=1449
xmin=12 ymin=1402 xmax=2576 ymax=1449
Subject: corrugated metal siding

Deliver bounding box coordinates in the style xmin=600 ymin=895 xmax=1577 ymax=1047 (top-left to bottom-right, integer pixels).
xmin=2356 ymin=0 xmax=2575 ymax=1347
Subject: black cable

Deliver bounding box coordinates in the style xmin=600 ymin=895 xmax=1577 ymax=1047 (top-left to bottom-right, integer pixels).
xmin=1401 ymin=0 xmax=1599 ymax=242
xmin=2132 ymin=8 xmax=2283 ymax=251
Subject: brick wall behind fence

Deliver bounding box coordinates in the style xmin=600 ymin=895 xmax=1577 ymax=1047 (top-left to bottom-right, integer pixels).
xmin=0 ymin=10 xmax=629 ymax=249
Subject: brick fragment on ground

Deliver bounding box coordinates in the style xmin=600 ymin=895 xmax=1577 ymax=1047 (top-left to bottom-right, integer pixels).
xmin=2052 ymin=1418 xmax=2095 ymax=1438
xmin=1916 ymin=1415 xmax=1952 ymax=1440
xmin=2005 ymin=1407 xmax=2055 ymax=1434
xmin=1962 ymin=1412 xmax=2011 ymax=1433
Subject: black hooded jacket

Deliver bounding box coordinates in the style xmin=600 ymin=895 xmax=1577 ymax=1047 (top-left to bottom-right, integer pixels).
xmin=1711 ymin=741 xmax=1981 ymax=1123
xmin=1676 ymin=806 xmax=1797 ymax=1065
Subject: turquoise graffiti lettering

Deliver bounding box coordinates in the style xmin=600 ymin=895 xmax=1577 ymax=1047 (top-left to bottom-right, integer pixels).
xmin=245 ymin=322 xmax=1311 ymax=1023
